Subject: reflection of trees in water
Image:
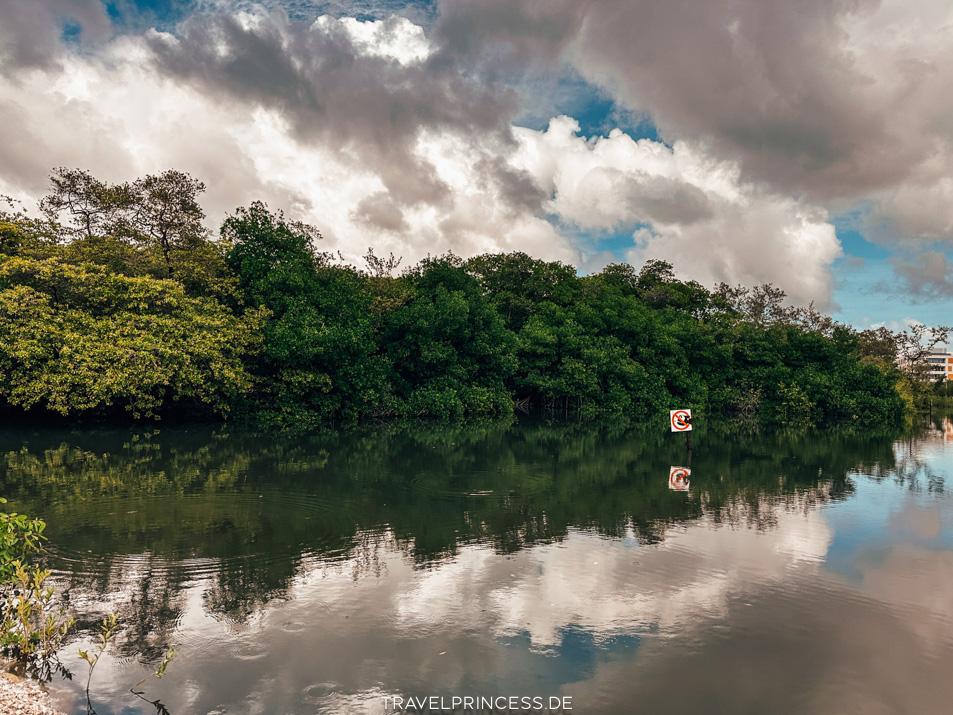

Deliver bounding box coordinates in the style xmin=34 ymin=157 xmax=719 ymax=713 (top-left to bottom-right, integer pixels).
xmin=0 ymin=417 xmax=913 ymax=659
xmin=883 ymin=439 xmax=935 ymax=491
xmin=859 ymin=415 xmax=950 ymax=493
xmin=61 ymin=554 xmax=188 ymax=665
xmin=109 ymin=559 xmax=184 ymax=662
xmin=201 ymin=554 xmax=301 ymax=624
xmin=703 ymin=483 xmax=835 ymax=533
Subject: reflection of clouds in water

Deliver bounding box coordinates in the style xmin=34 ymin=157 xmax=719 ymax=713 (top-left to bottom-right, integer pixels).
xmin=816 ymin=456 xmax=953 ymax=707
xmin=82 ymin=500 xmax=835 ymax=656
xmin=391 ymin=506 xmax=832 ymax=650
xmin=825 ymin=461 xmax=953 ymax=589
xmin=561 ymin=474 xmax=953 ymax=713
xmin=858 ymin=547 xmax=953 ymax=654
xmin=50 ymin=481 xmax=953 ymax=715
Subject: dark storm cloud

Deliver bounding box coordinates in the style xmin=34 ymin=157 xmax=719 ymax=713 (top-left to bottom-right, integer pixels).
xmin=352 ymin=191 xmax=409 ymax=232
xmin=572 ymin=0 xmax=909 ymax=200
xmin=889 ymin=252 xmax=953 ymax=299
xmin=432 ymin=0 xmax=948 ymax=206
xmin=620 ymin=172 xmax=714 ymax=226
xmin=433 ymin=0 xmax=584 ymax=72
xmin=0 ymin=0 xmax=112 ymax=70
xmin=144 ymin=9 xmax=521 ymax=210
xmin=474 ymin=156 xmax=548 ymax=214
xmin=1 ymin=0 xmax=948 ymax=303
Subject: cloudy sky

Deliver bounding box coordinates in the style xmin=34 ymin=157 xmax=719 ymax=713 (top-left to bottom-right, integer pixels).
xmin=2 ymin=0 xmax=952 ymax=329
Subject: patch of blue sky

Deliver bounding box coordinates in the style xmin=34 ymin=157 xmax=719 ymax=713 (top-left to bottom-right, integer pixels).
xmin=60 ymin=21 xmax=83 ymax=43
xmin=829 ymin=210 xmax=953 ymax=329
xmin=118 ymin=0 xmax=437 ymax=28
xmin=548 ymin=213 xmax=648 ymax=267
xmin=829 ymin=258 xmax=895 ymax=328
xmin=822 ymin=472 xmax=953 ymax=583
xmin=830 ymin=204 xmax=890 ymax=262
xmin=515 ymin=73 xmax=663 ymax=145
xmin=497 ymin=624 xmax=642 ymax=687
xmin=583 ymin=227 xmax=644 ymax=263
xmin=831 ymin=252 xmax=953 ymax=331
xmin=833 ymin=228 xmax=890 ymax=262
xmin=107 ymin=0 xmax=191 ymax=31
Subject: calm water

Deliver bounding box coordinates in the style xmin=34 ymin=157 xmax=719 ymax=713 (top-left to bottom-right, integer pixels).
xmin=2 ymin=416 xmax=953 ymax=714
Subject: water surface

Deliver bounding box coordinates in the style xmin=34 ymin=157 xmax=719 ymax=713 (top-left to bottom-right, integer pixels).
xmin=2 ymin=417 xmax=952 ymax=714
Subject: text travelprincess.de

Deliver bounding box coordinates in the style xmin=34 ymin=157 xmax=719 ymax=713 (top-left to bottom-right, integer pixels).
xmin=383 ymin=695 xmax=573 ymax=712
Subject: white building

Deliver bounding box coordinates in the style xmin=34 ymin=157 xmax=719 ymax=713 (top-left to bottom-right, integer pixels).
xmin=924 ymin=349 xmax=953 ymax=381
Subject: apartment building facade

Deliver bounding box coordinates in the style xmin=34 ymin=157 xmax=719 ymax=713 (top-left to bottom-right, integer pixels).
xmin=925 ymin=349 xmax=953 ymax=381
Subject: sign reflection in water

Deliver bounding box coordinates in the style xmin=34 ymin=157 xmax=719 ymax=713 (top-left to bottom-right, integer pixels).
xmin=668 ymin=466 xmax=691 ymax=491
xmin=1 ymin=416 xmax=952 ymax=714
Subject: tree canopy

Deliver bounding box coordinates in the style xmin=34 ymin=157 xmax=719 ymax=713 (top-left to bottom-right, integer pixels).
xmin=0 ymin=167 xmax=921 ymax=427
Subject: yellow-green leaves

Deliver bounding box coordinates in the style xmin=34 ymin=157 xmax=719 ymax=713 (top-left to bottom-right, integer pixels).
xmin=0 ymin=256 xmax=255 ymax=419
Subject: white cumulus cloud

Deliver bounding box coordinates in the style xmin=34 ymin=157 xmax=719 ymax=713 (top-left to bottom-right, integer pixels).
xmin=513 ymin=117 xmax=842 ymax=306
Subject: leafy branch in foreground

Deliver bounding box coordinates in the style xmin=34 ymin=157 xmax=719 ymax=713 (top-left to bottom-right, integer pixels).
xmin=0 ymin=560 xmax=75 ymax=678
xmin=79 ymin=613 xmax=122 ymax=715
xmin=79 ymin=613 xmax=119 ymax=694
xmin=0 ymin=498 xmax=46 ymax=581
xmin=0 ymin=498 xmax=74 ymax=678
xmin=130 ymin=647 xmax=176 ymax=715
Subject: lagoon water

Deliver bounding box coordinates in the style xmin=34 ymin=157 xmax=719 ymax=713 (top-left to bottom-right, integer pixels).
xmin=2 ymin=417 xmax=953 ymax=714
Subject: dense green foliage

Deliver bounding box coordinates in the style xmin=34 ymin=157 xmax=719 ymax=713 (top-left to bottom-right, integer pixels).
xmin=0 ymin=169 xmax=914 ymax=427
xmin=0 ymin=256 xmax=257 ymax=419
xmin=0 ymin=496 xmax=45 ymax=582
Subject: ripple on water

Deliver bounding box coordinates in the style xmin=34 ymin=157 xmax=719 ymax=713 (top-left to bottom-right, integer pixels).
xmin=42 ymin=490 xmax=357 ymax=582
xmin=299 ymin=682 xmax=340 ymax=705
xmin=408 ymin=470 xmax=551 ymax=499
xmin=232 ymin=639 xmax=269 ymax=661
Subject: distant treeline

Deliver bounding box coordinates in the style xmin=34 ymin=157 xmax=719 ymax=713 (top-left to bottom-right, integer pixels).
xmin=0 ymin=168 xmax=914 ymax=427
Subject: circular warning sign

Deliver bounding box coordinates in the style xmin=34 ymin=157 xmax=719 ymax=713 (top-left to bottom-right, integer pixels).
xmin=669 ymin=466 xmax=691 ymax=491
xmin=670 ymin=409 xmax=692 ymax=432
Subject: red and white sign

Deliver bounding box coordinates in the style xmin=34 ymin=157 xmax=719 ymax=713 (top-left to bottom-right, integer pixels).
xmin=670 ymin=409 xmax=692 ymax=432
xmin=669 ymin=466 xmax=691 ymax=491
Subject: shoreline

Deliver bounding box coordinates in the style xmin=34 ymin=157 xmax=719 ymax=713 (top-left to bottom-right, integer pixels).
xmin=0 ymin=673 xmax=67 ymax=715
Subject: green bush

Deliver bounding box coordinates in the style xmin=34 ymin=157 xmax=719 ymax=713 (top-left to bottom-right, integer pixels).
xmin=0 ymin=499 xmax=74 ymax=675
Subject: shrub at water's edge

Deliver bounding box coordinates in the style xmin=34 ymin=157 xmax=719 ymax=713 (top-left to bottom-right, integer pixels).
xmin=0 ymin=498 xmax=74 ymax=677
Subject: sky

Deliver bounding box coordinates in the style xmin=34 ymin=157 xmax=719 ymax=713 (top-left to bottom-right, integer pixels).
xmin=1 ymin=0 xmax=953 ymax=330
